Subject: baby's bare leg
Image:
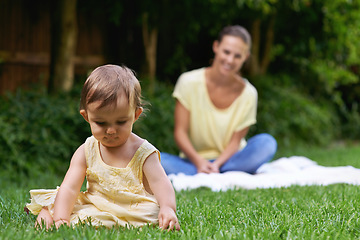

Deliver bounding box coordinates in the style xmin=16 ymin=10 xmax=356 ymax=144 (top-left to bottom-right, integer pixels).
xmin=35 ymin=207 xmax=53 ymax=229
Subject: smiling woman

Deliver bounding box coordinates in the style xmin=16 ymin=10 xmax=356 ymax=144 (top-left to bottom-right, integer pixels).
xmin=160 ymin=25 xmax=277 ymax=176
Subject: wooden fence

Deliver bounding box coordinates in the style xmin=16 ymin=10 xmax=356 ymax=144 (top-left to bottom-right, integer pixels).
xmin=0 ymin=0 xmax=106 ymax=94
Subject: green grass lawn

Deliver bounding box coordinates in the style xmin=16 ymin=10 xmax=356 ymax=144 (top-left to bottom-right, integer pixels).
xmin=1 ymin=143 xmax=360 ymax=239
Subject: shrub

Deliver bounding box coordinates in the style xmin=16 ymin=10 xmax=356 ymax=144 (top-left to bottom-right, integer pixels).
xmin=250 ymin=74 xmax=340 ymax=147
xmin=137 ymin=77 xmax=341 ymax=153
xmin=0 ymin=77 xmax=343 ymax=182
xmin=0 ymin=86 xmax=90 ymax=181
xmin=134 ymin=81 xmax=178 ymax=154
xmin=340 ymin=102 xmax=360 ymax=140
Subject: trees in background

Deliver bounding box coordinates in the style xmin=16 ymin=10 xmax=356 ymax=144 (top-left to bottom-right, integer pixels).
xmin=49 ymin=0 xmax=360 ymax=95
xmin=48 ymin=0 xmax=77 ymax=93
xmin=2 ymin=0 xmax=359 ymax=179
xmin=47 ymin=0 xmax=359 ymax=141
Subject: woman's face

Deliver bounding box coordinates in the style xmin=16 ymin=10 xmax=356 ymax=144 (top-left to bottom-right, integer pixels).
xmin=212 ymin=35 xmax=250 ymax=76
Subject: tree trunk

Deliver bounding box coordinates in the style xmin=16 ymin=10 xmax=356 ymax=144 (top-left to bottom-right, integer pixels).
xmin=249 ymin=19 xmax=261 ymax=76
xmin=48 ymin=0 xmax=77 ymax=93
xmin=260 ymin=14 xmax=275 ymax=75
xmin=142 ymin=12 xmax=158 ymax=93
xmin=248 ymin=16 xmax=276 ymax=76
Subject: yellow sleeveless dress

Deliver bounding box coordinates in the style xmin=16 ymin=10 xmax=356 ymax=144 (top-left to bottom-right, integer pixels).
xmin=26 ymin=136 xmax=160 ymax=228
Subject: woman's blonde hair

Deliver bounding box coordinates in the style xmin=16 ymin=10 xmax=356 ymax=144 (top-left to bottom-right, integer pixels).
xmin=80 ymin=64 xmax=143 ymax=110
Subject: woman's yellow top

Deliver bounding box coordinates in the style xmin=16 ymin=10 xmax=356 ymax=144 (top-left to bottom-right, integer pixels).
xmin=173 ymin=68 xmax=257 ymax=160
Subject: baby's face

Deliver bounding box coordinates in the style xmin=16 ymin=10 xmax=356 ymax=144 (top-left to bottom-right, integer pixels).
xmin=81 ymin=96 xmax=141 ymax=148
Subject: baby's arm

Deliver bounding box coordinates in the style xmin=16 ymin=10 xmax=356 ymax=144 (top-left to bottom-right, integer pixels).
xmin=52 ymin=144 xmax=87 ymax=227
xmin=143 ymin=152 xmax=180 ymax=231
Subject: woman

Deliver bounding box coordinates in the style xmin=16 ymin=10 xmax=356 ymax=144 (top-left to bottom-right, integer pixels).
xmin=161 ymin=25 xmax=277 ymax=175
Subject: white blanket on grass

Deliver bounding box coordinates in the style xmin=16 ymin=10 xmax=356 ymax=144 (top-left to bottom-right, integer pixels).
xmin=168 ymin=156 xmax=360 ymax=191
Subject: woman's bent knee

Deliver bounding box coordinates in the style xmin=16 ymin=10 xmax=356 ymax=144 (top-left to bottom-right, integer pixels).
xmin=253 ymin=133 xmax=277 ymax=156
xmin=263 ymin=133 xmax=277 ymax=154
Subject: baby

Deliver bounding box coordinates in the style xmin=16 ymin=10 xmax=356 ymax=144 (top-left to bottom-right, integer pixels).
xmin=26 ymin=64 xmax=180 ymax=231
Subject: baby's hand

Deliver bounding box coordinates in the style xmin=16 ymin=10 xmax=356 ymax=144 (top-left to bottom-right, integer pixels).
xmin=54 ymin=219 xmax=70 ymax=229
xmin=158 ymin=206 xmax=180 ymax=231
xmin=35 ymin=207 xmax=53 ymax=229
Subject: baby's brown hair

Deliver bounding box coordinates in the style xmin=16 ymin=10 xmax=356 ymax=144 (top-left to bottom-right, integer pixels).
xmin=80 ymin=64 xmax=143 ymax=111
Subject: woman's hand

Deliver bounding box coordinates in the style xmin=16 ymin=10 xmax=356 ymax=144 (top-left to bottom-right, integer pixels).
xmin=158 ymin=206 xmax=180 ymax=231
xmin=196 ymin=159 xmax=219 ymax=174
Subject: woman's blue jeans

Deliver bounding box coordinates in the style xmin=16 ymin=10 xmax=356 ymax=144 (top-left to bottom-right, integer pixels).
xmin=160 ymin=133 xmax=277 ymax=175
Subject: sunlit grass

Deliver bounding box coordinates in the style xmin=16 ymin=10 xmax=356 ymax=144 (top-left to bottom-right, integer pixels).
xmin=1 ymin=143 xmax=360 ymax=239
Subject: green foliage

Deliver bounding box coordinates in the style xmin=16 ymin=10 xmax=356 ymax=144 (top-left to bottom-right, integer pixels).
xmin=251 ymin=74 xmax=340 ymax=147
xmin=0 ymin=78 xmax=346 ymax=182
xmin=272 ymin=0 xmax=360 ymax=109
xmin=133 ymin=80 xmax=178 ymax=155
xmin=322 ymin=0 xmax=360 ymax=66
xmin=310 ymin=59 xmax=358 ymax=95
xmin=237 ymin=0 xmax=279 ymax=15
xmin=300 ymin=0 xmax=360 ymax=110
xmin=0 ymin=86 xmax=90 ymax=182
xmin=341 ymin=103 xmax=360 ymax=140
xmin=76 ymin=0 xmax=360 ymax=127
xmin=137 ymin=77 xmax=341 ymax=152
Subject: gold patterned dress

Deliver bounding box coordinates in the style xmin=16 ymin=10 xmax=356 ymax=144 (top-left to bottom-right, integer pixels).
xmin=26 ymin=136 xmax=160 ymax=228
